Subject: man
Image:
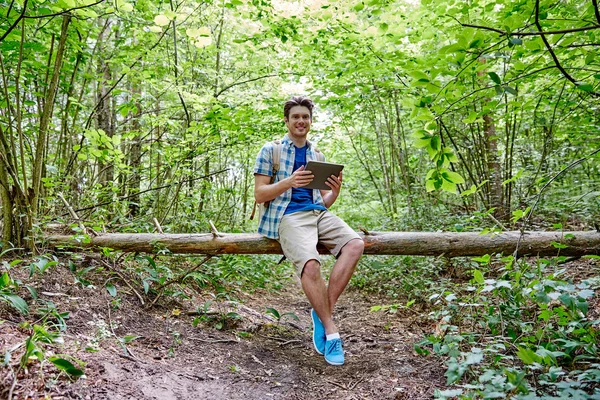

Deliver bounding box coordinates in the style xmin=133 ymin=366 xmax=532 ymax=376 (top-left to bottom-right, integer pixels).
xmin=253 ymin=96 xmax=364 ymax=366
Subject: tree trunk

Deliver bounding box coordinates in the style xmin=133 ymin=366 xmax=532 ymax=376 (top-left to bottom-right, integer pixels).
xmin=128 ymin=83 xmax=142 ymax=217
xmin=32 ymin=15 xmax=71 ymax=216
xmin=47 ymin=231 xmax=600 ymax=257
xmin=484 ymin=113 xmax=504 ymax=220
xmin=0 ymin=152 xmax=13 ymax=243
xmin=96 ymin=19 xmax=114 ymax=215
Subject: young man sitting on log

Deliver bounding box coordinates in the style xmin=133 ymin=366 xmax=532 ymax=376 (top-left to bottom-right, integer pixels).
xmin=253 ymin=96 xmax=364 ymax=366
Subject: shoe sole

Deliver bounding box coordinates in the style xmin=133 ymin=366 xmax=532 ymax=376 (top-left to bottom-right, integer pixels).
xmin=311 ymin=310 xmax=324 ymax=355
xmin=325 ymin=358 xmax=344 ymax=366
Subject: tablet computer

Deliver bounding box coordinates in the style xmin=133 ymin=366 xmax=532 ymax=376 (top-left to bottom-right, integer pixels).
xmin=304 ymin=161 xmax=344 ymax=190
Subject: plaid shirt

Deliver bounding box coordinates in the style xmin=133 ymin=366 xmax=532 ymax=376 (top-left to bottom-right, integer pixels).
xmin=253 ymin=135 xmax=326 ymax=239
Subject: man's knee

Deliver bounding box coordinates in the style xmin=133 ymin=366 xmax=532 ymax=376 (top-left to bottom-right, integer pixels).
xmin=343 ymin=238 xmax=364 ymax=259
xmin=301 ymin=259 xmax=321 ymax=280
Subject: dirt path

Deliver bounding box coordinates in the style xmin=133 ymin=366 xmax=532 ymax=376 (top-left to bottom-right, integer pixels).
xmin=1 ymin=265 xmax=445 ymax=399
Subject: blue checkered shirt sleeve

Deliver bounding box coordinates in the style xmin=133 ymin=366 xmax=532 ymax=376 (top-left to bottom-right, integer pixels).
xmin=254 ymin=143 xmax=273 ymax=177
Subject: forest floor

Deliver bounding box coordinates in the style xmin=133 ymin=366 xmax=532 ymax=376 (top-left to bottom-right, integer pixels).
xmin=0 ymin=255 xmax=447 ymax=400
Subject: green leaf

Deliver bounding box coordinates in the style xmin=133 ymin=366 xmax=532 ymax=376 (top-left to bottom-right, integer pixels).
xmin=509 ymin=37 xmax=523 ymax=45
xmin=106 ymin=284 xmax=117 ymax=297
xmin=503 ymin=86 xmax=517 ymax=95
xmin=409 ymin=70 xmax=429 ymax=81
xmin=436 ymin=389 xmax=463 ymax=397
xmin=473 ymin=269 xmax=484 ymax=284
xmin=0 ymin=272 xmax=9 ymax=288
xmin=445 ymin=358 xmax=466 ymax=384
xmin=460 ymin=184 xmax=477 ymax=197
xmin=120 ymin=3 xmax=133 ymax=12
xmin=551 ymin=241 xmax=568 ymax=249
xmin=49 ymin=357 xmax=85 ymax=377
xmin=281 ymin=312 xmax=299 ymax=321
xmin=413 ymin=130 xmax=432 ymax=148
xmin=154 ymin=15 xmax=170 ymax=26
xmin=464 ymin=349 xmax=483 ymax=365
xmin=576 ymin=82 xmax=594 ymax=92
xmin=142 ymin=280 xmax=150 ymax=294
xmin=488 ymin=72 xmax=501 ymax=84
xmin=442 ymin=170 xmax=465 ymax=184
xmin=353 ymin=2 xmax=365 ymax=11
xmin=502 ymin=169 xmax=523 ymax=185
xmin=441 ymin=179 xmax=457 ymax=193
xmin=516 ymin=347 xmax=541 ymax=365
xmin=265 ymin=307 xmax=280 ymax=320
xmin=463 ymin=111 xmax=478 ymax=124
xmin=585 ymin=52 xmax=595 ymax=65
xmin=429 ymin=135 xmax=441 ymax=152
xmin=473 ymin=254 xmax=490 ymax=265
xmin=120 ymin=335 xmax=141 ymax=344
xmin=425 ymin=178 xmax=436 ymax=192
xmin=1 ymin=294 xmax=29 ymax=315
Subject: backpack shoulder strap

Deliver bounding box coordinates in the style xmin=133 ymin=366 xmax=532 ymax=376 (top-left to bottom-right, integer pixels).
xmin=313 ymin=146 xmax=325 ymax=162
xmin=271 ymin=140 xmax=282 ymax=178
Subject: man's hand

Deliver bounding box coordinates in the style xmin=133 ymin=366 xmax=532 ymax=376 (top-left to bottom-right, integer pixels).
xmin=325 ymin=171 xmax=342 ymax=196
xmin=287 ymin=165 xmax=314 ymax=188
xmin=322 ymin=171 xmax=342 ymax=208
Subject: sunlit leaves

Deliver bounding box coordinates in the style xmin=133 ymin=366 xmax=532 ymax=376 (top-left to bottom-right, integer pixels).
xmin=186 ymin=26 xmax=212 ymax=47
xmin=154 ymin=15 xmax=170 ymax=26
xmin=425 ymin=168 xmax=465 ymax=193
xmin=194 ymin=37 xmax=213 ymax=47
xmin=120 ymin=3 xmax=134 ymax=13
xmin=186 ymin=27 xmax=211 ymax=38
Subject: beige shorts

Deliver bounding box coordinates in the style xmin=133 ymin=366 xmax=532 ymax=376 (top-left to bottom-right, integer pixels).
xmin=278 ymin=210 xmax=361 ymax=277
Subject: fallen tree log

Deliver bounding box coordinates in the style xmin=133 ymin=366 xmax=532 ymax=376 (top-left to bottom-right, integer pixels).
xmin=46 ymin=231 xmax=600 ymax=257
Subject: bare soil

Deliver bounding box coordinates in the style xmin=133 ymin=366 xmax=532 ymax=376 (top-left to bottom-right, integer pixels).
xmin=0 ymin=257 xmax=446 ymax=400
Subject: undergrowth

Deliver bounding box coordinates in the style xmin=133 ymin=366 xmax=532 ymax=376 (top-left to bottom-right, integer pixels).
xmin=414 ymin=255 xmax=600 ymax=399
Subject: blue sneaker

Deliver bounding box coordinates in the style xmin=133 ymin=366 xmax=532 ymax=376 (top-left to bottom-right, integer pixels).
xmin=311 ymin=309 xmax=326 ymax=355
xmin=324 ymin=338 xmax=344 ymax=366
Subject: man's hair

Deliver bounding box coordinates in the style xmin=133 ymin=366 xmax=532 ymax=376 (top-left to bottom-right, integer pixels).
xmin=283 ymin=96 xmax=314 ymax=120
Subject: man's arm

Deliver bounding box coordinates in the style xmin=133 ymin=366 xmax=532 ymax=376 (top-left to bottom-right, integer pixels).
xmin=254 ymin=166 xmax=315 ymax=204
xmin=320 ymin=171 xmax=342 ymax=208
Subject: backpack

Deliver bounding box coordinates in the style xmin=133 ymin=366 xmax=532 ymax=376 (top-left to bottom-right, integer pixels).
xmin=250 ymin=140 xmax=324 ymax=221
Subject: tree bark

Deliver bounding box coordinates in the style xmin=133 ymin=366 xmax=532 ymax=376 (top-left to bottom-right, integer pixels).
xmin=47 ymin=231 xmax=600 ymax=257
xmin=33 ymin=15 xmax=71 ymax=216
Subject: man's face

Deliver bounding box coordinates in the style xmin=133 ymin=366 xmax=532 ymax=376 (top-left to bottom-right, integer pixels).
xmin=284 ymin=105 xmax=312 ymax=138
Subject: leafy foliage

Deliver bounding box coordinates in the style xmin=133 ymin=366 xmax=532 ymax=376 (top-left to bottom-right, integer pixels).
xmin=417 ymin=257 xmax=600 ymax=399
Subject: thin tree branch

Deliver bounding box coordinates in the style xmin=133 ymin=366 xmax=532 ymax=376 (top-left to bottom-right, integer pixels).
xmin=6 ymin=0 xmax=15 ymax=18
xmin=534 ymin=0 xmax=600 ymax=97
xmin=215 ymin=74 xmax=279 ymax=97
xmin=593 ymin=0 xmax=600 ymax=25
xmin=457 ymin=21 xmax=600 ymax=36
xmin=0 ymin=0 xmax=28 ymax=43
xmin=560 ymin=43 xmax=600 ymax=48
xmin=65 ymin=168 xmax=229 ymax=215
xmin=24 ymin=0 xmax=105 ymax=19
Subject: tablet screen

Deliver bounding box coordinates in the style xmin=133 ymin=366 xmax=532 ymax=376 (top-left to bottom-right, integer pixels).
xmin=304 ymin=161 xmax=344 ymax=190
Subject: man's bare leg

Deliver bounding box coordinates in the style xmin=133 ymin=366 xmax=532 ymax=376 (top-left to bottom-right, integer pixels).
xmin=328 ymin=239 xmax=364 ymax=313
xmin=301 ymin=259 xmax=338 ymax=334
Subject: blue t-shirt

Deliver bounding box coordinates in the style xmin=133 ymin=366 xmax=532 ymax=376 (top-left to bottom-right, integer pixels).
xmin=284 ymin=145 xmax=327 ymax=215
